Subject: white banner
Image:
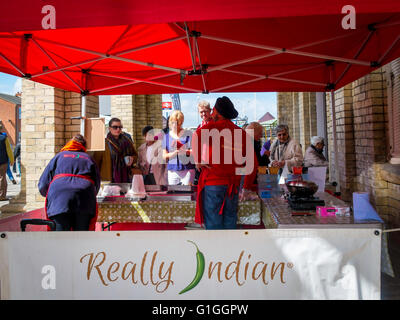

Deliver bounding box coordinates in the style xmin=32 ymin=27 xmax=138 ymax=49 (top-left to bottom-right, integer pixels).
xmin=0 ymin=228 xmax=381 ymax=300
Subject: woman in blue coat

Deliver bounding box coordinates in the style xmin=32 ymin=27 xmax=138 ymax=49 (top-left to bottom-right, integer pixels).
xmin=38 ymin=134 xmax=101 ymax=231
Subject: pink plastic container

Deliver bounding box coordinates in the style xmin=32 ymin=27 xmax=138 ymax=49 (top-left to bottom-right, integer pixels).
xmin=316 ymin=206 xmax=338 ymax=217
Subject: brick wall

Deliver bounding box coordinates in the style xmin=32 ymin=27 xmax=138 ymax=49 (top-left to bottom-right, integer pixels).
xmin=20 ymin=80 xmax=63 ymax=210
xmin=325 ymin=85 xmax=356 ymax=201
xmin=298 ymin=92 xmax=317 ymax=153
xmin=0 ymin=98 xmax=20 ymax=146
xmin=353 ymin=70 xmax=387 ymax=178
xmin=134 ymin=95 xmax=147 ymax=147
xmin=16 ymin=80 xmax=100 ymax=212
xmin=328 ymin=67 xmax=400 ymax=226
xmin=64 ymin=92 xmax=99 ymax=142
xmin=146 ymin=94 xmax=163 ymax=132
xmin=13 ymin=87 xmax=160 ymax=212
xmin=111 ymin=95 xmax=135 ymax=139
xmin=277 ymin=92 xmax=317 ymax=153
xmin=353 ymin=67 xmax=399 ymax=227
xmin=111 ymin=94 xmax=162 ymax=149
xmin=277 ymin=62 xmax=400 ymax=227
xmin=277 ymin=92 xmax=294 ymax=135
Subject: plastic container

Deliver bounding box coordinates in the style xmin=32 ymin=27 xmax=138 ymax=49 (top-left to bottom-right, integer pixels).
xmin=292 ymin=166 xmax=303 ymax=175
xmin=336 ymin=206 xmax=351 ymax=217
xmin=316 ymin=206 xmax=337 ymax=217
xmin=258 ymin=174 xmax=280 ymax=198
xmin=316 ymin=206 xmax=351 ymax=217
xmin=268 ymin=167 xmax=280 ymax=174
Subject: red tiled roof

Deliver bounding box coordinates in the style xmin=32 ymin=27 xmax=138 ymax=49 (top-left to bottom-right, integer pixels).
xmin=258 ymin=112 xmax=275 ymax=123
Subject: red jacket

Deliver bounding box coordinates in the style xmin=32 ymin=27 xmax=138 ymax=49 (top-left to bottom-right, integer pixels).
xmin=193 ymin=119 xmax=258 ymax=224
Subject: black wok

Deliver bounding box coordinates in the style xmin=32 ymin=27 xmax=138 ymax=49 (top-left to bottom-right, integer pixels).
xmin=286 ymin=180 xmax=318 ymax=198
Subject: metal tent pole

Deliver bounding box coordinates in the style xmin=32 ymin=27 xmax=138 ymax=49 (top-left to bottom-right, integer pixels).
xmin=330 ymin=89 xmax=340 ymax=194
xmin=81 ymin=94 xmax=86 ymax=136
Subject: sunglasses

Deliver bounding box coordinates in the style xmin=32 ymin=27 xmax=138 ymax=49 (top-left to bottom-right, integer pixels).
xmin=111 ymin=125 xmax=123 ymax=130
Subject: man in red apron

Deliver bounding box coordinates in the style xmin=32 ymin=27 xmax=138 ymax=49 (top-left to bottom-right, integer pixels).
xmin=38 ymin=134 xmax=101 ymax=231
xmin=192 ymin=96 xmax=258 ymax=229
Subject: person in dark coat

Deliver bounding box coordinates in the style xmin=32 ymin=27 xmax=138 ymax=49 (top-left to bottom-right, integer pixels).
xmin=38 ymin=134 xmax=101 ymax=231
xmin=93 ymin=118 xmax=138 ymax=183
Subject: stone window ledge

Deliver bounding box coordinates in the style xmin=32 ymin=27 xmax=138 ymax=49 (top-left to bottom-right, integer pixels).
xmin=379 ymin=163 xmax=400 ymax=185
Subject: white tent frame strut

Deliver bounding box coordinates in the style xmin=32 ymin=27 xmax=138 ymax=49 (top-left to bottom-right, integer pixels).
xmin=1 ymin=19 xmax=397 ymax=96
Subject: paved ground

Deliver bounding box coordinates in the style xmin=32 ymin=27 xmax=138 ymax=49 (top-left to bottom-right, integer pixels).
xmin=0 ymin=175 xmax=21 ymax=214
xmin=0 ymin=177 xmax=399 ymax=299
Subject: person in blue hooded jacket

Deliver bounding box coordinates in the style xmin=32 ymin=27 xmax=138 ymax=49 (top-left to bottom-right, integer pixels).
xmin=38 ymin=134 xmax=101 ymax=231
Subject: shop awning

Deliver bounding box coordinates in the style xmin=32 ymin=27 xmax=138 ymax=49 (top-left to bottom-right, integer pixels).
xmin=0 ymin=0 xmax=399 ymax=95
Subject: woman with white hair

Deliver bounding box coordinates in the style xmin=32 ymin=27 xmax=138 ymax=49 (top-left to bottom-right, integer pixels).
xmin=303 ymin=136 xmax=329 ymax=167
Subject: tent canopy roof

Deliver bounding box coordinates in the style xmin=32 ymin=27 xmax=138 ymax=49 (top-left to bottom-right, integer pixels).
xmin=0 ymin=1 xmax=399 ymax=95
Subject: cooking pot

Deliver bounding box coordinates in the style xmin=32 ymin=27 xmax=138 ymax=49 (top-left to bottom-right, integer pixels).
xmin=286 ymin=180 xmax=318 ymax=198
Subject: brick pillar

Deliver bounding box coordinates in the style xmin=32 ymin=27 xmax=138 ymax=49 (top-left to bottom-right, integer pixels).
xmin=297 ymin=92 xmax=318 ymax=153
xmin=64 ymin=92 xmax=99 ymax=142
xmin=110 ymin=95 xmax=135 ymax=138
xmin=292 ymin=92 xmax=300 ymax=142
xmin=137 ymin=95 xmax=162 ymax=147
xmin=299 ymin=92 xmax=311 ymax=152
xmin=332 ymin=85 xmax=356 ymax=201
xmin=146 ymin=94 xmax=162 ymax=129
xmin=309 ymin=92 xmax=318 ymax=139
xmin=5 ymin=80 xmax=99 ymax=213
xmin=353 ymin=69 xmax=388 ymax=211
xmin=134 ymin=95 xmax=147 ymax=147
xmin=277 ymin=92 xmax=294 ymax=133
xmin=111 ymin=94 xmax=162 ymax=149
xmin=18 ymin=80 xmax=65 ymax=211
xmin=278 ymin=92 xmax=319 ymax=149
xmin=326 ymin=91 xmax=336 ymax=184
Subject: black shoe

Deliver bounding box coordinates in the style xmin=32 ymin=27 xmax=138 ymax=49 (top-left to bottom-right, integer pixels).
xmin=11 ymin=179 xmax=17 ymax=184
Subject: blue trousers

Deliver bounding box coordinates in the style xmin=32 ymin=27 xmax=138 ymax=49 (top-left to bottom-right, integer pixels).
xmin=6 ymin=161 xmax=14 ymax=181
xmin=202 ymin=185 xmax=239 ymax=230
xmin=13 ymin=156 xmax=21 ymax=175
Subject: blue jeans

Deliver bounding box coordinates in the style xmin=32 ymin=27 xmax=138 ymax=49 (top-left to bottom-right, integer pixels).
xmin=6 ymin=161 xmax=14 ymax=181
xmin=202 ymin=185 xmax=239 ymax=230
xmin=13 ymin=156 xmax=21 ymax=175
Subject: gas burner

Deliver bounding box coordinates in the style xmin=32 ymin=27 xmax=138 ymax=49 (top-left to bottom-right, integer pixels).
xmin=287 ymin=196 xmax=325 ymax=211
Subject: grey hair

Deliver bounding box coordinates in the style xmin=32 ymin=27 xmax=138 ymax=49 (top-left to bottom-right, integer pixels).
xmin=198 ymin=100 xmax=210 ymax=109
xmin=275 ymin=124 xmax=289 ymax=134
xmin=311 ymin=136 xmax=324 ymax=146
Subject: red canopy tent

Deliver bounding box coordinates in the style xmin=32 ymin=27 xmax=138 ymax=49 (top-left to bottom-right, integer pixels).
xmin=1 ymin=0 xmax=400 ymax=191
xmin=0 ymin=0 xmax=399 ymax=95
